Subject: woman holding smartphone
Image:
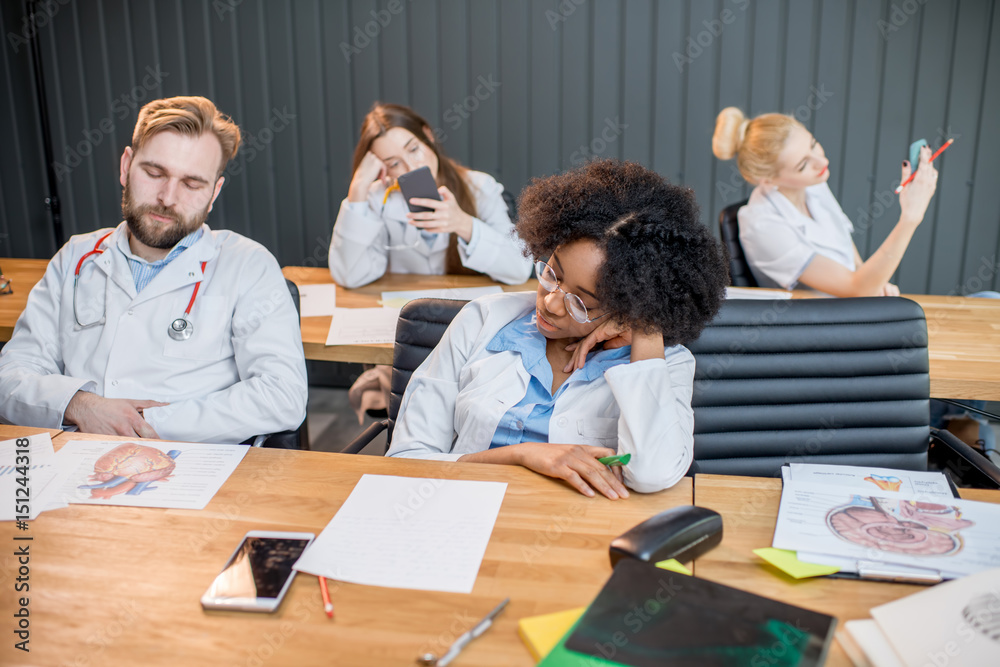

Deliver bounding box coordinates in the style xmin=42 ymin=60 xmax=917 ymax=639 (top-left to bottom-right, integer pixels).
xmin=387 ymin=160 xmax=728 ymax=497
xmin=328 ymin=102 xmax=531 ymax=288
xmin=711 ymin=107 xmax=939 ymax=297
xmin=713 ymin=107 xmax=996 ymax=453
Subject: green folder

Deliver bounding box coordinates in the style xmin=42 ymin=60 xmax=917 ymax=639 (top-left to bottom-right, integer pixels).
xmin=538 ymin=617 xmax=627 ymax=666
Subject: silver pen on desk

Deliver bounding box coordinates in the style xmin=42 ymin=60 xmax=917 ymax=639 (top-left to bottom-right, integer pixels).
xmin=417 ymin=597 xmax=510 ymax=667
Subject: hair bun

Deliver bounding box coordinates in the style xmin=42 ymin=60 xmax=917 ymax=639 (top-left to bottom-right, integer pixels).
xmin=712 ymin=107 xmax=747 ymax=160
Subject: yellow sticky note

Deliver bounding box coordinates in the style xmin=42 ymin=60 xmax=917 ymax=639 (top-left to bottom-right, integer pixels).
xmin=753 ymin=548 xmax=840 ymax=579
xmin=654 ymin=558 xmax=692 ymax=575
xmin=518 ymin=607 xmax=586 ymax=662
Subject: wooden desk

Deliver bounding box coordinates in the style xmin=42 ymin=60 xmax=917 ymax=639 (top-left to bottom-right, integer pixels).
xmin=0 ymin=432 xmax=690 ymax=666
xmin=0 ymin=424 xmax=61 ymax=441
xmin=4 ymin=259 xmax=998 ymax=398
xmin=903 ymin=293 xmax=1000 ymax=400
xmin=282 ymin=266 xmax=537 ymax=365
xmin=0 ymin=258 xmax=47 ymax=341
xmin=691 ymin=474 xmax=1000 ymax=667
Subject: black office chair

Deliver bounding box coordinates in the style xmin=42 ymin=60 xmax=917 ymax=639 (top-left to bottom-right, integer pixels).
xmin=501 ymin=188 xmax=517 ymax=222
xmin=340 ymin=297 xmax=999 ymax=488
xmin=251 ymin=278 xmax=310 ymax=450
xmin=718 ymin=199 xmax=757 ymax=287
xmin=342 ymin=298 xmax=468 ymax=454
xmin=688 ymin=296 xmax=1000 ymax=487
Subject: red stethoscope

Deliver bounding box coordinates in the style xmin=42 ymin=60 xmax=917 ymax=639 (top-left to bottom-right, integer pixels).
xmin=73 ymin=231 xmax=207 ymax=341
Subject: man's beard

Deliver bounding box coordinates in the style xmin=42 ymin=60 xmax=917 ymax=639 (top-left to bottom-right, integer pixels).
xmin=122 ymin=179 xmax=211 ymax=250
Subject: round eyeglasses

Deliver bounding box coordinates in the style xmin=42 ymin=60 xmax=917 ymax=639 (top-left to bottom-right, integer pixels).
xmin=534 ymin=260 xmax=609 ymax=324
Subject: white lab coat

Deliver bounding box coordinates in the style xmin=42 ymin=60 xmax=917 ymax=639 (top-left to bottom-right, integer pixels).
xmin=328 ymin=169 xmax=532 ymax=288
xmin=738 ymin=182 xmax=856 ymax=290
xmin=0 ymin=222 xmax=308 ymax=444
xmin=386 ymin=292 xmax=695 ymax=493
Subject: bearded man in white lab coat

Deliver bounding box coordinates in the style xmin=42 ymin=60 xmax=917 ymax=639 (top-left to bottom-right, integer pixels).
xmin=0 ymin=96 xmax=307 ymax=444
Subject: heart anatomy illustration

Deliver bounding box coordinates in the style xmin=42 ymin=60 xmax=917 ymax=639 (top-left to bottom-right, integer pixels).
xmin=78 ymin=443 xmax=181 ymax=499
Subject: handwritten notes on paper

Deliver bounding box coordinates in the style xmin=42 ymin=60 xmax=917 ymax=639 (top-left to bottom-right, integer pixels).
xmin=380 ymin=286 xmax=502 ymax=309
xmin=0 ymin=434 xmax=71 ymax=520
xmin=325 ymin=307 xmax=401 ymax=346
xmin=294 ymin=474 xmax=507 ymax=593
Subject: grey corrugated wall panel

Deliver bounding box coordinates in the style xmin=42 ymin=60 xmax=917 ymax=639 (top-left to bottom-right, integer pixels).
xmin=966 ymin=3 xmax=1000 ymax=293
xmin=2 ymin=0 xmax=998 ymax=295
xmin=0 ymin=0 xmax=54 ymax=258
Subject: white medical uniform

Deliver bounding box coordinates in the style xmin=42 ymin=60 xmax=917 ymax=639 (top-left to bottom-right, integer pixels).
xmin=328 ymin=170 xmax=532 ymax=288
xmin=738 ymin=182 xmax=856 ymax=290
xmin=386 ymin=292 xmax=695 ymax=493
xmin=0 ymin=222 xmax=308 ymax=444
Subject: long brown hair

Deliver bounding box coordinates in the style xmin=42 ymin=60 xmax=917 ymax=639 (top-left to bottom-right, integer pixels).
xmin=352 ymin=103 xmax=480 ymax=275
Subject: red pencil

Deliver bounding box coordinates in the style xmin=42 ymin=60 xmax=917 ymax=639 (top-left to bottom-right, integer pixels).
xmin=895 ymin=138 xmax=954 ymax=193
xmin=319 ymin=576 xmax=334 ymax=619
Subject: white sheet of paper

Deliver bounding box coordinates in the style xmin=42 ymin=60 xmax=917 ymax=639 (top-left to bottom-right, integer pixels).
xmin=872 ymin=567 xmax=1000 ymax=666
xmin=52 ymin=440 xmax=249 ymax=510
xmin=380 ymin=286 xmax=502 ymax=309
xmin=325 ymin=307 xmax=401 ymax=345
xmin=787 ymin=463 xmax=954 ymax=500
xmin=841 ymin=620 xmax=904 ymax=667
xmin=0 ymin=434 xmax=70 ymax=520
xmin=294 ymin=474 xmax=507 ymax=593
xmin=724 ymin=287 xmax=792 ymax=300
xmin=297 ymin=284 xmax=338 ymax=317
xmin=772 ymin=479 xmax=1000 ymax=579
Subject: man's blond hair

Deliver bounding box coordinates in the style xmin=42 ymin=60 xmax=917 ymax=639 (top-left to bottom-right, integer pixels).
xmin=132 ymin=96 xmax=241 ymax=175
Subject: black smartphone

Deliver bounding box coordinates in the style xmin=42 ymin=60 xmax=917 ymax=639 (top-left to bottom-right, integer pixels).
xmin=200 ymin=531 xmax=315 ymax=612
xmin=396 ymin=166 xmax=441 ymax=213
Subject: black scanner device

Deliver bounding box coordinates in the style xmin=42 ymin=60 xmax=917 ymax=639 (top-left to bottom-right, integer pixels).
xmin=609 ymin=505 xmax=722 ymax=567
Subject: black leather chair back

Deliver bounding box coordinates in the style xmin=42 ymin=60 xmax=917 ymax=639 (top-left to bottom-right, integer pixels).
xmin=718 ymin=199 xmax=757 ymax=287
xmin=688 ymin=297 xmax=930 ymax=476
xmin=386 ymin=298 xmax=468 ymax=443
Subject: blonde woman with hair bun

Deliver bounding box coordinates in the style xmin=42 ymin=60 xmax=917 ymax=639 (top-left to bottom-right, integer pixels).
xmin=711 ymin=106 xmax=939 ymax=297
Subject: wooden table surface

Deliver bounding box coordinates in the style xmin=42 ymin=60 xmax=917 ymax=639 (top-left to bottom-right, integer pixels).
xmin=691 ymin=474 xmax=1000 ymax=667
xmin=282 ymin=266 xmax=537 ymax=365
xmin=0 ymin=429 xmax=690 ymax=667
xmin=0 ymin=258 xmax=47 ymax=340
xmin=4 ymin=258 xmax=999 ymax=397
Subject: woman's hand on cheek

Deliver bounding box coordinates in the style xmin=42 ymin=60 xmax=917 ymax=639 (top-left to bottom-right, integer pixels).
xmin=348 ymin=152 xmax=389 ymax=203
xmin=406 ymin=185 xmax=474 ymax=242
xmin=514 ymin=443 xmax=630 ymax=499
xmin=563 ymin=320 xmax=631 ymax=372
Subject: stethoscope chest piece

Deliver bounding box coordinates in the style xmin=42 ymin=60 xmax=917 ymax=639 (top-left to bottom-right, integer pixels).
xmin=168 ymin=317 xmax=194 ymax=341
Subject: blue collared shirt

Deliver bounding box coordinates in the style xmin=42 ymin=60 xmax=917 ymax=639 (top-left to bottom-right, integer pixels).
xmin=486 ymin=312 xmax=630 ymax=448
xmin=117 ymin=227 xmax=203 ymax=293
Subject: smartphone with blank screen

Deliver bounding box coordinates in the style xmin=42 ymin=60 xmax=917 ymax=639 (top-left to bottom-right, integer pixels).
xmin=396 ymin=166 xmax=441 ymax=213
xmin=201 ymin=531 xmax=315 ymax=612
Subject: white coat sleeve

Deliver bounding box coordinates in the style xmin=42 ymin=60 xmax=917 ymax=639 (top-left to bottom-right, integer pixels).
xmin=328 ymin=198 xmax=391 ymax=288
xmin=604 ymin=348 xmax=695 ymax=493
xmin=0 ymin=247 xmax=96 ymax=428
xmin=385 ymin=301 xmax=484 ymax=461
xmin=142 ymin=252 xmax=308 ymax=443
xmin=458 ymin=176 xmax=533 ymax=285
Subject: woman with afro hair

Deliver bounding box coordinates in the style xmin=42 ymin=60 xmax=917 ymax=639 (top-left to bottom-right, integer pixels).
xmin=387 ymin=160 xmax=729 ymax=496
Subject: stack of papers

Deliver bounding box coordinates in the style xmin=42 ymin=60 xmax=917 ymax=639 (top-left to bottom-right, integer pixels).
xmin=0 ymin=434 xmax=71 ymax=520
xmin=773 ymin=464 xmax=1000 ymax=580
xmin=839 ymin=567 xmax=1000 ymax=667
xmin=724 ymin=286 xmax=793 ymax=300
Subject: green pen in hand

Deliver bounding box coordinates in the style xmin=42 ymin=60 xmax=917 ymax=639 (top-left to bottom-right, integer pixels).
xmin=598 ymin=453 xmax=631 ymax=467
